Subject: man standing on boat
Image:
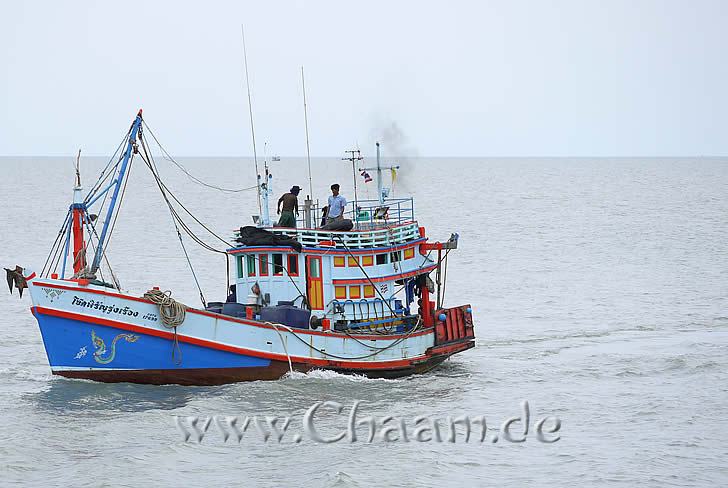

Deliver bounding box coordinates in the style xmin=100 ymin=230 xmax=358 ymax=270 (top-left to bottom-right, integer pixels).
xmin=276 ymin=185 xmax=301 ymax=228
xmin=327 ymin=184 xmax=347 ymax=225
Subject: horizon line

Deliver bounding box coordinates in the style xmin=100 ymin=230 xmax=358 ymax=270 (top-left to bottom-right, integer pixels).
xmin=1 ymin=154 xmax=727 ymax=159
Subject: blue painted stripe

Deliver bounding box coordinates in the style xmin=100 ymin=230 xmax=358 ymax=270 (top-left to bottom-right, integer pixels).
xmin=36 ymin=313 xmax=271 ymax=370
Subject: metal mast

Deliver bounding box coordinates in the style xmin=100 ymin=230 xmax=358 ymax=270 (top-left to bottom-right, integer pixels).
xmin=359 ymin=142 xmax=400 ymax=206
xmin=91 ymin=110 xmax=143 ymax=274
xmin=342 ymin=149 xmax=363 ymax=228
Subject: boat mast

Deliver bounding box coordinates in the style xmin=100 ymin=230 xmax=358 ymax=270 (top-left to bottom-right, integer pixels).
xmin=301 ymin=66 xmax=315 ymax=228
xmin=259 ymin=143 xmax=273 ymax=227
xmin=71 ymin=149 xmax=86 ymax=275
xmin=90 ymin=110 xmax=143 ymax=274
xmin=301 ymin=66 xmax=314 ymax=198
xmin=359 ymin=142 xmax=400 ymax=206
xmin=342 ymin=149 xmax=363 ymax=228
xmin=241 ymin=24 xmax=262 ymax=218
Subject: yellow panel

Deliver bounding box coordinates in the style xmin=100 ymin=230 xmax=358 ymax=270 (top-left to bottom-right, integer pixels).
xmin=348 ymin=256 xmax=359 ymax=267
xmin=334 ymin=256 xmax=346 ymax=267
xmin=362 ymin=255 xmax=373 ymax=266
xmin=349 ymin=286 xmax=361 ymax=299
xmin=335 ymin=286 xmax=347 ymax=299
xmin=310 ymin=285 xmax=323 ymax=309
xmin=404 ymin=248 xmax=415 ymax=259
xmin=363 ymin=285 xmax=375 ymax=298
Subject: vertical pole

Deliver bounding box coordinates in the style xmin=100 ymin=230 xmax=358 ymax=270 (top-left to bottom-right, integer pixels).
xmin=71 ymin=206 xmax=85 ymax=274
xmin=71 ymin=149 xmax=86 ymax=275
xmin=352 ymin=158 xmax=358 ymax=228
xmin=304 ymin=197 xmax=313 ymax=228
xmin=241 ymin=25 xmax=261 ymax=217
xmin=421 ymin=280 xmax=433 ymax=327
xmin=376 ymin=142 xmax=384 ymax=206
xmin=301 ymin=66 xmax=314 ymax=199
xmin=91 ymin=110 xmax=142 ymax=273
xmin=60 ymin=215 xmax=72 ymax=278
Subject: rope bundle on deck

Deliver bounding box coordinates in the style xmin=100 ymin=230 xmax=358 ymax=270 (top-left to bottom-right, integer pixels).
xmin=143 ymin=289 xmax=186 ymax=328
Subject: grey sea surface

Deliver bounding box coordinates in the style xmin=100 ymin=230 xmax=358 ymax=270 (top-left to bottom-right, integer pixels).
xmin=0 ymin=156 xmax=727 ymax=487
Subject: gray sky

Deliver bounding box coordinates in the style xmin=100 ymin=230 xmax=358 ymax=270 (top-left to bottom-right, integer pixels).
xmin=1 ymin=0 xmax=726 ymax=157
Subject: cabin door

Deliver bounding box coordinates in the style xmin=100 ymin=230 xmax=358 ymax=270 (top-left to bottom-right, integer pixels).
xmin=306 ymin=255 xmax=324 ymax=310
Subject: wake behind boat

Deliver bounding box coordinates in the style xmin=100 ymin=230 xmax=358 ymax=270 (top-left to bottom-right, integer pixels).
xmin=9 ymin=110 xmax=475 ymax=385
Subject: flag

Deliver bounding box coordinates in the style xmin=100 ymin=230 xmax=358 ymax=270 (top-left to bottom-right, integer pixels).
xmin=390 ymin=167 xmax=397 ymax=185
xmin=360 ymin=170 xmax=373 ymax=183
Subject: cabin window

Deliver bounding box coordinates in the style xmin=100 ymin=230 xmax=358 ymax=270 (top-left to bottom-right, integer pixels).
xmin=335 ymin=286 xmax=347 ymax=300
xmin=309 ymin=258 xmax=320 ymax=278
xmin=363 ymin=285 xmax=375 ymax=298
xmin=259 ymin=254 xmax=269 ymax=276
xmin=362 ymin=255 xmax=373 ymax=266
xmin=246 ymin=255 xmax=256 ymax=276
xmin=390 ymin=250 xmax=402 ymax=262
xmin=348 ymin=256 xmax=359 ymax=267
xmin=334 ymin=256 xmax=345 ymax=267
xmin=288 ymin=255 xmax=299 ymax=276
xmin=349 ymin=286 xmax=361 ymax=299
xmin=272 ymin=254 xmax=284 ymax=275
xmin=404 ymin=248 xmax=415 ymax=260
xmin=236 ymin=256 xmax=244 ymax=278
xmin=376 ymin=253 xmax=388 ymax=265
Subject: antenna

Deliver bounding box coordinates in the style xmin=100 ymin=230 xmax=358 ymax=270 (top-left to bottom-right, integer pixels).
xmin=74 ymin=149 xmax=82 ymax=187
xmin=360 ymin=142 xmax=400 ymax=206
xmin=301 ymin=66 xmax=313 ymax=199
xmin=241 ymin=24 xmax=262 ymax=216
xmin=342 ymin=149 xmax=364 ymax=229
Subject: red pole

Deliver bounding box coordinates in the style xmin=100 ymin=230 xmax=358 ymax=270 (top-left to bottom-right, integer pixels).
xmin=421 ymin=280 xmax=433 ymax=327
xmin=72 ymin=206 xmax=85 ymax=274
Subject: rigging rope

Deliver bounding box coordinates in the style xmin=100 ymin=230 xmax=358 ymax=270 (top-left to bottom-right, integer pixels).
xmin=142 ymin=121 xmax=258 ymax=194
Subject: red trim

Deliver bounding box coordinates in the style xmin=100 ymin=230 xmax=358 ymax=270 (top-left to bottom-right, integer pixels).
xmin=31 ymin=280 xmax=432 ymax=341
xmin=259 ymin=253 xmax=269 ymax=276
xmin=332 ymin=264 xmax=437 ymax=285
xmin=25 ymin=272 xmax=37 ymax=280
xmin=272 ymin=253 xmax=284 ymax=276
xmin=32 ymin=306 xmax=437 ymax=369
xmin=287 ymin=255 xmax=299 ymax=277
xmin=306 ymin=255 xmax=324 ymax=310
xmin=229 ymin=247 xmax=298 ymax=254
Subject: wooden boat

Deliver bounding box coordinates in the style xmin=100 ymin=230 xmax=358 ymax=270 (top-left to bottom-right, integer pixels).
xmin=13 ymin=110 xmax=475 ymax=385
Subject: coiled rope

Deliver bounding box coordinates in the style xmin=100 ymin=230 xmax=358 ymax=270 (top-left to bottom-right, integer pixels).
xmin=143 ymin=289 xmax=187 ymax=328
xmin=143 ymin=289 xmax=186 ymax=364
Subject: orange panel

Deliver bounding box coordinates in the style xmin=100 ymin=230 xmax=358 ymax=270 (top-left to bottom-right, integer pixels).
xmin=334 ymin=256 xmax=346 ymax=267
xmin=362 ymin=255 xmax=374 ymax=266
xmin=349 ymin=286 xmax=361 ymax=299
xmin=404 ymin=248 xmax=415 ymax=259
xmin=348 ymin=256 xmax=359 ymax=267
xmin=363 ymin=285 xmax=375 ymax=298
xmin=335 ymin=286 xmax=347 ymax=299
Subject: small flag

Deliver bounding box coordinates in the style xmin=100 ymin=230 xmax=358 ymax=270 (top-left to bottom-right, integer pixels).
xmin=390 ymin=167 xmax=397 ymax=185
xmin=360 ymin=170 xmax=373 ymax=183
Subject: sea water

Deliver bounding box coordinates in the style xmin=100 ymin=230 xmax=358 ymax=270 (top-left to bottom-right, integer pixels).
xmin=0 ymin=156 xmax=726 ymax=486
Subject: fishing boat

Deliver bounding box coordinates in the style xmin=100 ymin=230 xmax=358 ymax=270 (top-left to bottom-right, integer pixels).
xmin=7 ymin=110 xmax=475 ymax=385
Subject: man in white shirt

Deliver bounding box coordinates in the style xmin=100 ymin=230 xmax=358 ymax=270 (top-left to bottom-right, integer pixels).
xmin=327 ymin=183 xmax=347 ymax=225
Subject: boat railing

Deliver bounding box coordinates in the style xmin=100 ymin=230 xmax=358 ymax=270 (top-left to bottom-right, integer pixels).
xmin=295 ymin=197 xmax=415 ymax=229
xmin=270 ymin=220 xmax=421 ymax=249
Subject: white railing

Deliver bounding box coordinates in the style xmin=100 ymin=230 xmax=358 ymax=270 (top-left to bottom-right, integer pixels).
xmin=269 ymin=221 xmax=421 ymax=249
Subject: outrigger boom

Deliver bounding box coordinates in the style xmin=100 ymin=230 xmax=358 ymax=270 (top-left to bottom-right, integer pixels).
xmin=11 ymin=111 xmax=475 ymax=385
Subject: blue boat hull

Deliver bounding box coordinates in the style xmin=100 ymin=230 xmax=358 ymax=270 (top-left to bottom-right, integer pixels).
xmin=34 ymin=311 xmax=299 ymax=385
